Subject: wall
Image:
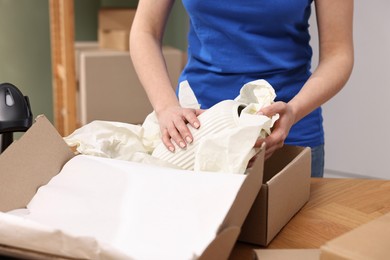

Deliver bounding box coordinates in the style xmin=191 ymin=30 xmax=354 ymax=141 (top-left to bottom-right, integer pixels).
xmin=0 ymin=0 xmax=188 ymax=125
xmin=0 ymin=0 xmax=53 ymax=121
xmin=309 ymin=1 xmax=390 ymax=179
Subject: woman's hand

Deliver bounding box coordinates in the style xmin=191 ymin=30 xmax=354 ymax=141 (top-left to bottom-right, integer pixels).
xmin=156 ymin=105 xmax=203 ymax=152
xmin=254 ymin=101 xmax=296 ymax=160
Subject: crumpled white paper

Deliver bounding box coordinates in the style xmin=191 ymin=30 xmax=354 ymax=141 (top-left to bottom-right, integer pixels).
xmin=64 ymin=79 xmax=279 ymax=174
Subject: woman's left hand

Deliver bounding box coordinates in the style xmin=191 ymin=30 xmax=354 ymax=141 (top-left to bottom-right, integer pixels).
xmin=254 ymin=101 xmax=296 ymax=160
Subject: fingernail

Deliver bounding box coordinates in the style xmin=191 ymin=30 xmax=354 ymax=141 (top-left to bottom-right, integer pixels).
xmin=193 ymin=122 xmax=200 ymax=128
xmin=168 ymin=146 xmax=175 ymax=152
xmin=179 ymin=141 xmax=186 ymax=148
xmin=186 ymin=136 xmax=192 ymax=143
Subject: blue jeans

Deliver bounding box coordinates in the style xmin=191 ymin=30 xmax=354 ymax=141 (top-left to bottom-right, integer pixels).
xmin=311 ymin=145 xmax=324 ymax=178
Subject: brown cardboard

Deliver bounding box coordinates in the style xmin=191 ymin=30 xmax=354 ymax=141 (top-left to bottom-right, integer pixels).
xmin=99 ymin=29 xmax=129 ymax=51
xmin=76 ymin=45 xmax=183 ymax=125
xmin=239 ymin=145 xmax=312 ymax=246
xmin=252 ymin=212 xmax=390 ymax=260
xmin=199 ymin=227 xmax=241 ymax=260
xmin=320 ymin=212 xmax=390 ymax=260
xmin=98 ymin=8 xmax=136 ymax=31
xmin=255 ymin=249 xmax=320 ymax=260
xmin=0 ymin=115 xmax=74 ymax=212
xmin=98 ymin=8 xmax=136 ymax=51
xmin=0 ymin=115 xmax=265 ymax=259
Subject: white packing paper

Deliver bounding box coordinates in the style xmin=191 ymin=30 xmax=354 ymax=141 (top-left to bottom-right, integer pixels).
xmin=64 ymin=79 xmax=279 ymax=174
xmin=1 ymin=155 xmax=246 ymax=259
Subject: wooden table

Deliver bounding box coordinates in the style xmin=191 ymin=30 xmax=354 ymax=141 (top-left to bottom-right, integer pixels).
xmin=229 ymin=177 xmax=390 ymax=259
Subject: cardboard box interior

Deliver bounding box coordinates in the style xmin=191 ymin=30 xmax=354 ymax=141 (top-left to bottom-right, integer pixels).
xmin=0 ymin=115 xmax=265 ymax=260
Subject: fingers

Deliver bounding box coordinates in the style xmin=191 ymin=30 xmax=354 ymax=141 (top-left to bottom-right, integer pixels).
xmin=256 ymin=126 xmax=286 ymax=160
xmin=264 ymin=131 xmax=285 ymax=160
xmin=162 ymin=128 xmax=175 ymax=152
xmin=184 ymin=109 xmax=201 ymax=130
xmin=256 ymin=101 xmax=295 ymax=160
xmin=162 ymin=120 xmax=191 ymax=152
xmin=247 ymin=155 xmax=257 ymax=169
xmin=160 ymin=107 xmax=201 ymax=152
xmin=259 ymin=101 xmax=285 ymax=117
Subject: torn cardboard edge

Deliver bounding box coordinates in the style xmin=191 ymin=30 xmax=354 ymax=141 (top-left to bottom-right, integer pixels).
xmin=0 ymin=115 xmax=265 ymax=260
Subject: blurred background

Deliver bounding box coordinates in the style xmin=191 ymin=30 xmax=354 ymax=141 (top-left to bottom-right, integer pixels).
xmin=0 ymin=0 xmax=389 ymax=179
xmin=0 ymin=0 xmax=187 ymax=123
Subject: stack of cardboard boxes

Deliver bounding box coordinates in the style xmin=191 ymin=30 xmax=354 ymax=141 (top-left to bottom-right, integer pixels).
xmin=75 ymin=8 xmax=185 ymax=126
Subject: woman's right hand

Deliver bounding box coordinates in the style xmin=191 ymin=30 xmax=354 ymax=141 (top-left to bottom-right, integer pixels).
xmin=156 ymin=105 xmax=203 ymax=152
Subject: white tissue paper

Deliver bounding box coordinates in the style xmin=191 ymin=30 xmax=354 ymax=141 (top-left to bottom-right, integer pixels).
xmin=1 ymin=155 xmax=246 ymax=259
xmin=64 ymin=79 xmax=279 ymax=174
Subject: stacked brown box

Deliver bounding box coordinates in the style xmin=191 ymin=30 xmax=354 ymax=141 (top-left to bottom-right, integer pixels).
xmin=75 ymin=43 xmax=184 ymax=125
xmin=98 ymin=8 xmax=136 ymax=51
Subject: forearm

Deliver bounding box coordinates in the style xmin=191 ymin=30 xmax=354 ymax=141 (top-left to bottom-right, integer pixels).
xmin=289 ymin=0 xmax=354 ymax=123
xmin=129 ymin=0 xmax=178 ymax=113
xmin=130 ymin=32 xmax=179 ymax=112
xmin=289 ymin=46 xmax=354 ymax=123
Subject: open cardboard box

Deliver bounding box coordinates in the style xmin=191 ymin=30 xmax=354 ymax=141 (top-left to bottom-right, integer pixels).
xmin=239 ymin=145 xmax=312 ymax=246
xmin=0 ymin=115 xmax=265 ymax=259
xmin=0 ymin=115 xmax=313 ymax=259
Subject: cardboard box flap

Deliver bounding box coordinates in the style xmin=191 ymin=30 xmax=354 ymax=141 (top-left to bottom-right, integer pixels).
xmin=320 ymin=212 xmax=390 ymax=260
xmin=220 ymin=145 xmax=265 ymax=230
xmin=199 ymin=226 xmax=241 ymax=260
xmin=0 ymin=115 xmax=74 ymax=212
xmin=266 ymin=146 xmax=311 ymax=242
xmin=0 ymin=244 xmax=69 ymax=260
xmin=0 ymin=227 xmax=242 ymax=260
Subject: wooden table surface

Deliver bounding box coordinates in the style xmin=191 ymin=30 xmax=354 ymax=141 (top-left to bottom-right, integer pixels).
xmin=229 ymin=177 xmax=390 ymax=259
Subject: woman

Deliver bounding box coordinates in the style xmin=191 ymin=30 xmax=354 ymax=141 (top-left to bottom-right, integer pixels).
xmin=130 ymin=0 xmax=354 ymax=177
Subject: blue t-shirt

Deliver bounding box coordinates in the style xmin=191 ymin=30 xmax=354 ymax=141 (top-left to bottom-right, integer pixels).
xmin=178 ymin=0 xmax=323 ymax=147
